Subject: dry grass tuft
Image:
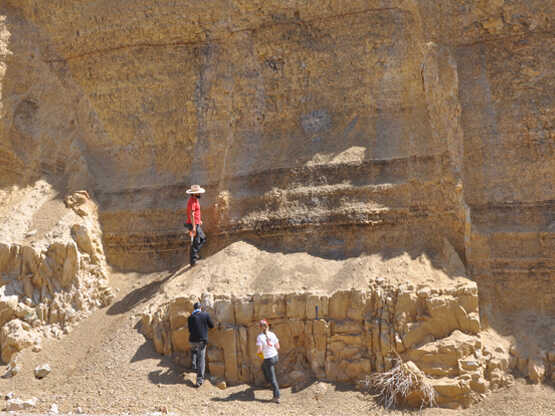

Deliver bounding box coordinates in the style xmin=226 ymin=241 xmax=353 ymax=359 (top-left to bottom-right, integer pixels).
xmin=361 ymin=360 xmax=436 ymax=409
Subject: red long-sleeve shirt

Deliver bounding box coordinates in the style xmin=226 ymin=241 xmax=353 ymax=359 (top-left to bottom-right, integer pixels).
xmin=186 ymin=196 xmax=202 ymax=225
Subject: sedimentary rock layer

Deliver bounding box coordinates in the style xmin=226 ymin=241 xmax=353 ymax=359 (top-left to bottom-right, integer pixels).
xmin=0 ymin=0 xmax=553 ymax=395
xmin=0 ymin=1 xmax=551 ymax=321
xmin=142 ymin=279 xmax=517 ymax=408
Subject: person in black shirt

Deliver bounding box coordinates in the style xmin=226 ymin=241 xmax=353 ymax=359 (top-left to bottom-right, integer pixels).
xmin=187 ymin=302 xmax=214 ymax=387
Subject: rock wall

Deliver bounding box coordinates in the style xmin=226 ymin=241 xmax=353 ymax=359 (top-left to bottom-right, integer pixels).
xmin=141 ymin=280 xmax=523 ymax=408
xmin=0 ymin=0 xmax=551 ymax=307
xmin=0 ymin=0 xmax=553 ymax=398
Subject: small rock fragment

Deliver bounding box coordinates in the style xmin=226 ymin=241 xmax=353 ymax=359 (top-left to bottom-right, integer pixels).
xmin=50 ymin=403 xmax=59 ymax=414
xmin=528 ymin=360 xmax=545 ymax=383
xmin=34 ymin=363 xmax=51 ymax=379
xmin=6 ymin=397 xmax=38 ymax=411
xmin=2 ymin=364 xmax=20 ymax=378
xmin=2 ymin=356 xmax=21 ymax=378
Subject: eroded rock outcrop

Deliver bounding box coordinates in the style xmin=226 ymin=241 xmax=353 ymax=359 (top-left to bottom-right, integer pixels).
xmin=143 ymin=282 xmax=512 ymax=408
xmin=0 ymin=189 xmax=113 ymax=362
xmin=141 ymin=241 xmax=516 ymax=409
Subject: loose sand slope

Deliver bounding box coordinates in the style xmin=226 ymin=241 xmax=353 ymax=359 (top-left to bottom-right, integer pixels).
xmin=152 ymin=240 xmax=468 ymax=301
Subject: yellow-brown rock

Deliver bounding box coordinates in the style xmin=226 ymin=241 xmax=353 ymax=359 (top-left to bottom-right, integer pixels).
xmin=141 ymin=264 xmax=500 ymax=407
xmin=0 ymin=188 xmax=113 ymax=362
xmin=0 ymin=0 xmax=553 ymax=406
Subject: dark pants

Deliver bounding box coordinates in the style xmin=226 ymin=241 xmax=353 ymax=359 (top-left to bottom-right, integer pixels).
xmin=186 ymin=224 xmax=206 ymax=265
xmin=190 ymin=341 xmax=207 ymax=384
xmin=261 ymin=355 xmax=280 ymax=398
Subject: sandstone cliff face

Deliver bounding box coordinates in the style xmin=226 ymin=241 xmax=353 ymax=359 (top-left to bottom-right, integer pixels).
xmin=0 ymin=0 xmax=553 ymax=401
xmin=2 ymin=1 xmax=550 ymax=318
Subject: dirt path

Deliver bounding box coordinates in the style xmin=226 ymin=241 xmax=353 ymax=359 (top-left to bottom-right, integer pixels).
xmin=0 ymin=271 xmax=552 ymax=415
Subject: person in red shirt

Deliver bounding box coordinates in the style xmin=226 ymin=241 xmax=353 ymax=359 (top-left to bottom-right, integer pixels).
xmin=185 ymin=184 xmax=206 ymax=266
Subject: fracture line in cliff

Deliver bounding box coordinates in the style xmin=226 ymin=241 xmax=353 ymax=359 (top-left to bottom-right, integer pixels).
xmin=45 ymin=7 xmax=401 ymax=63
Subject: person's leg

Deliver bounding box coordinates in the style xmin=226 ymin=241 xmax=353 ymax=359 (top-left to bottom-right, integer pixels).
xmin=195 ymin=226 xmax=206 ymax=260
xmin=269 ymin=356 xmax=280 ymax=400
xmin=261 ymin=359 xmax=271 ymax=383
xmin=190 ymin=239 xmax=197 ymax=265
xmin=196 ymin=341 xmax=206 ymax=385
xmin=191 ymin=343 xmax=198 ymax=371
xmin=190 ymin=228 xmax=204 ymax=264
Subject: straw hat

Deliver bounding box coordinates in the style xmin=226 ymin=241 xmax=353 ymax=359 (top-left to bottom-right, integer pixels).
xmin=186 ymin=184 xmax=206 ymax=194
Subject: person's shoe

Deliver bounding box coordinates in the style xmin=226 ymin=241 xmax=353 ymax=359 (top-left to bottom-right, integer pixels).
xmin=195 ymin=380 xmax=203 ymax=387
xmin=272 ymin=397 xmax=280 ymax=404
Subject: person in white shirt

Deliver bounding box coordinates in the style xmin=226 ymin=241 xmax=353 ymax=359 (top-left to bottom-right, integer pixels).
xmin=256 ymin=319 xmax=280 ymax=403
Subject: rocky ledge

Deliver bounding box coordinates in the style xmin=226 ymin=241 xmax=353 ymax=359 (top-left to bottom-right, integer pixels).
xmin=139 ymin=241 xmax=542 ymax=409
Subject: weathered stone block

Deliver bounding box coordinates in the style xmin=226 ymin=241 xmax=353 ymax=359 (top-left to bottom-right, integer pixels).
xmin=234 ymin=298 xmax=254 ymax=326
xmin=209 ymin=361 xmax=225 ymax=378
xmin=221 ymin=327 xmax=238 ymax=382
xmin=306 ymin=294 xmax=329 ymax=319
xmin=528 ymin=359 xmax=545 ymax=383
xmin=333 ymin=320 xmax=361 ymax=335
xmin=347 ymin=289 xmax=368 ymax=320
xmin=329 ymin=334 xmax=362 ymax=346
xmin=168 ymin=298 xmax=194 ymax=330
xmin=71 ymin=224 xmax=95 ymax=260
xmin=286 ymin=293 xmax=306 ymax=319
xmin=0 ymin=243 xmax=10 ymax=272
xmin=345 ymin=359 xmax=371 ymax=378
xmin=253 ymin=294 xmax=285 ymax=320
xmin=207 ymin=346 xmax=223 ymax=362
xmin=329 ymin=290 xmax=350 ymax=320
xmin=214 ymin=298 xmax=234 ymax=325
xmin=61 ymin=242 xmax=79 ymax=288
xmin=273 ymin=322 xmax=294 ymax=353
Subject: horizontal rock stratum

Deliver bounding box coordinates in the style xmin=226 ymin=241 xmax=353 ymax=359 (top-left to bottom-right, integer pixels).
xmin=1 ymin=0 xmax=551 ymax=318
xmin=0 ymin=0 xmax=553 ymax=410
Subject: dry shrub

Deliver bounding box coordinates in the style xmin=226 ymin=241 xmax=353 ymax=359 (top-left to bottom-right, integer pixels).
xmin=361 ymin=360 xmax=436 ymax=409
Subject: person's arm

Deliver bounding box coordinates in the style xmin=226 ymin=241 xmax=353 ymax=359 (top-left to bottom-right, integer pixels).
xmin=274 ymin=335 xmax=280 ymax=350
xmin=207 ymin=314 xmax=214 ymax=329
xmin=191 ymin=208 xmax=197 ymax=236
xmin=256 ymin=335 xmax=263 ymax=354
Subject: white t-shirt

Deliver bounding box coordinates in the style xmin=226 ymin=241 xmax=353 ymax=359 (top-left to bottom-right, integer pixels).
xmin=256 ymin=331 xmax=279 ymax=359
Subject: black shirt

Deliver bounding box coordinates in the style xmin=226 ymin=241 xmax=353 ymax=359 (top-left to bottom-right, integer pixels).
xmin=187 ymin=310 xmax=214 ymax=342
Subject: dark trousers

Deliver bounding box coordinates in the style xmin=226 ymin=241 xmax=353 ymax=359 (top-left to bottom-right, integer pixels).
xmin=190 ymin=341 xmax=207 ymax=383
xmin=186 ymin=224 xmax=206 ymax=265
xmin=261 ymin=355 xmax=280 ymax=398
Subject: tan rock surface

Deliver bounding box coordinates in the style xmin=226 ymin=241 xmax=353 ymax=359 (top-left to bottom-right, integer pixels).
xmin=0 ymin=187 xmax=114 ymax=362
xmin=139 ymin=241 xmax=514 ymax=408
xmin=0 ymin=0 xmax=553 ymax=412
xmin=0 ymin=270 xmax=551 ymax=415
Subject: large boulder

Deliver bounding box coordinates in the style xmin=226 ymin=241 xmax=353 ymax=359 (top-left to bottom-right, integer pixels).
xmin=0 ymin=319 xmax=39 ymax=363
